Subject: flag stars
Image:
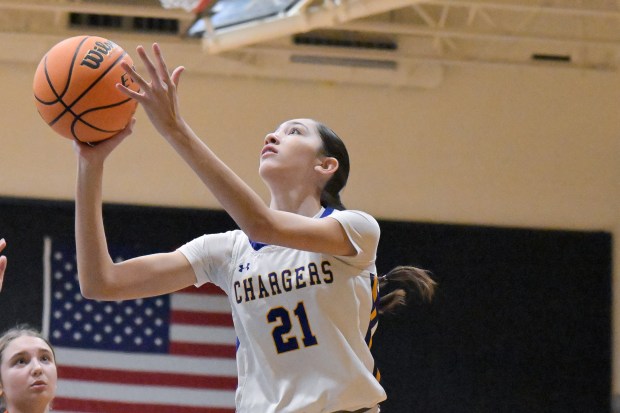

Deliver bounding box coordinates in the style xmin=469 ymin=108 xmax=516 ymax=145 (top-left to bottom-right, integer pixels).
xmin=50 ymin=244 xmax=172 ymax=354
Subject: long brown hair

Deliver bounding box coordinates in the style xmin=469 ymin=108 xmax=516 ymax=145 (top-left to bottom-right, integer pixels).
xmin=378 ymin=266 xmax=437 ymax=314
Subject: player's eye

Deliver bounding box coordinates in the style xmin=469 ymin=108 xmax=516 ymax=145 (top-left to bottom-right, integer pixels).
xmin=289 ymin=127 xmax=301 ymax=135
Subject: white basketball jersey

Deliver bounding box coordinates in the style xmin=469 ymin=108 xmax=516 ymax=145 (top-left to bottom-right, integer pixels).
xmin=178 ymin=208 xmax=386 ymax=413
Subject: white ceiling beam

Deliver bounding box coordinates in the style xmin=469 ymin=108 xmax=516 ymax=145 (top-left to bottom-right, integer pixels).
xmin=201 ymin=0 xmax=424 ymax=54
xmin=425 ymin=0 xmax=620 ymax=20
xmin=0 ymin=0 xmax=193 ymax=20
xmin=340 ymin=21 xmax=620 ymax=49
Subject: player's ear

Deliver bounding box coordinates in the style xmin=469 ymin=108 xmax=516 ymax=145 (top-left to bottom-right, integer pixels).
xmin=314 ymin=156 xmax=339 ymax=177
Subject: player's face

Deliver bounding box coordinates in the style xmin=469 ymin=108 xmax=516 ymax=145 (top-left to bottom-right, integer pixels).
xmin=0 ymin=336 xmax=57 ymax=410
xmin=259 ymin=118 xmax=325 ymax=182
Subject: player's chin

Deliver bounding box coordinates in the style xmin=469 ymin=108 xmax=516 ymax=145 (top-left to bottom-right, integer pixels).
xmin=258 ymin=160 xmax=282 ymax=181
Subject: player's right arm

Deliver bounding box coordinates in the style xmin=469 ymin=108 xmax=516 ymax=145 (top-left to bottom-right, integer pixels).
xmin=74 ymin=121 xmax=196 ymax=301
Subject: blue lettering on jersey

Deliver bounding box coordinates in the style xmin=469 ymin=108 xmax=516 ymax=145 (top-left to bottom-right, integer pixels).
xmin=234 ymin=260 xmax=334 ymax=304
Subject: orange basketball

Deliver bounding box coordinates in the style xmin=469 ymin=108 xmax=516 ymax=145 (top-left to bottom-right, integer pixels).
xmin=33 ymin=35 xmax=139 ymax=143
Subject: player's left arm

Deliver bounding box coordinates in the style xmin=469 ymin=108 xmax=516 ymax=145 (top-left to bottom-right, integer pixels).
xmin=117 ymin=44 xmax=358 ymax=257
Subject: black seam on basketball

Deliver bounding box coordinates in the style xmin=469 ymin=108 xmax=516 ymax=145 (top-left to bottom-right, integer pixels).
xmin=70 ymin=97 xmax=134 ymax=140
xmin=49 ymin=50 xmax=128 ymax=127
xmin=36 ymin=56 xmax=66 ymax=106
xmin=35 ymin=37 xmax=90 ymax=106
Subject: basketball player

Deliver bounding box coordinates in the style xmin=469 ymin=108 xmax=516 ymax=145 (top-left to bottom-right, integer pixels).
xmin=0 ymin=326 xmax=58 ymax=413
xmin=72 ymin=43 xmax=436 ymax=413
xmin=0 ymin=238 xmax=6 ymax=293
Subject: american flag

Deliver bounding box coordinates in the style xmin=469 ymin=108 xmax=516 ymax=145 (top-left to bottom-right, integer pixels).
xmin=42 ymin=237 xmax=238 ymax=413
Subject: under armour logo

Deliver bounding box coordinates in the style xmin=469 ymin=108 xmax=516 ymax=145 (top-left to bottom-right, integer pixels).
xmin=238 ymin=263 xmax=250 ymax=272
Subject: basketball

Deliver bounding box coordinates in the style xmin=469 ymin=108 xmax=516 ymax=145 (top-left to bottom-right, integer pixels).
xmin=33 ymin=35 xmax=139 ymax=143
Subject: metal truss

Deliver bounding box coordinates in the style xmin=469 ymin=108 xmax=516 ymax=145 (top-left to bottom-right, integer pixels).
xmin=1 ymin=0 xmax=619 ymax=88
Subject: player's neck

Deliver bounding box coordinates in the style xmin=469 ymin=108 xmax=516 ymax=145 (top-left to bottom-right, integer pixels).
xmin=6 ymin=401 xmax=51 ymax=413
xmin=269 ymin=192 xmax=322 ymax=217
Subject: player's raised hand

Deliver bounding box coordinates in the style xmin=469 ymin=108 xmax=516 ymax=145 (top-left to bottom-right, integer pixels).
xmin=73 ymin=118 xmax=135 ymax=167
xmin=117 ymin=43 xmax=186 ymax=140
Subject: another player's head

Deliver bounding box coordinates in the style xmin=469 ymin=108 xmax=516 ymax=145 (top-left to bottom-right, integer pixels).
xmin=259 ymin=118 xmax=350 ymax=211
xmin=0 ymin=326 xmax=57 ymax=413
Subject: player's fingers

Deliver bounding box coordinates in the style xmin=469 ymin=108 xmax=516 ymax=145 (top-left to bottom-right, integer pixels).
xmin=0 ymin=238 xmax=5 ymax=254
xmin=152 ymin=43 xmax=172 ymax=85
xmin=136 ymin=45 xmax=161 ymax=87
xmin=171 ymin=66 xmax=185 ymax=88
xmin=116 ymin=82 xmax=144 ymax=102
xmin=0 ymin=256 xmax=7 ymax=292
xmin=120 ymin=61 xmax=148 ymax=90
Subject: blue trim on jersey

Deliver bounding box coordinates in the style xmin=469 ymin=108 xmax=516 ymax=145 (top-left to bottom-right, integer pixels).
xmin=364 ymin=274 xmax=379 ymax=346
xmin=248 ymin=207 xmax=335 ymax=251
xmin=365 ymin=274 xmax=381 ymax=382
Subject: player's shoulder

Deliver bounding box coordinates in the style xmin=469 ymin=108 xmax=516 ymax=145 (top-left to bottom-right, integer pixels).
xmin=330 ymin=209 xmax=378 ymax=223
xmin=329 ymin=209 xmax=380 ymax=232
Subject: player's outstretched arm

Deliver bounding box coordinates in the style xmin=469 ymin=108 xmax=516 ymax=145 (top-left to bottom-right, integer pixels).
xmin=73 ymin=123 xmax=196 ymax=301
xmin=116 ymin=44 xmax=355 ymax=256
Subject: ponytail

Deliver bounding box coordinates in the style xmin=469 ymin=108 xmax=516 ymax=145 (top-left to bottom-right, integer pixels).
xmin=378 ymin=266 xmax=437 ymax=315
xmin=315 ymin=121 xmax=350 ymax=211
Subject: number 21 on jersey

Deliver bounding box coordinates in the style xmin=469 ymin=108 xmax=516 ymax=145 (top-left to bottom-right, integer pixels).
xmin=267 ymin=301 xmax=318 ymax=354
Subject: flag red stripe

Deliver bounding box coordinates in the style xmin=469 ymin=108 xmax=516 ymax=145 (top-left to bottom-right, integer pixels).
xmin=170 ymin=341 xmax=236 ymax=358
xmin=178 ymin=284 xmax=226 ymax=295
xmin=53 ymin=397 xmax=235 ymax=413
xmin=171 ymin=310 xmax=234 ymax=327
xmin=59 ymin=366 xmax=237 ymax=390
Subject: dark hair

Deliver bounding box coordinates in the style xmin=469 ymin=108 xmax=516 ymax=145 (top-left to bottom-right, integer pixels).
xmin=315 ymin=121 xmax=350 ymax=211
xmin=378 ymin=266 xmax=437 ymax=314
xmin=0 ymin=325 xmax=55 ymax=410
